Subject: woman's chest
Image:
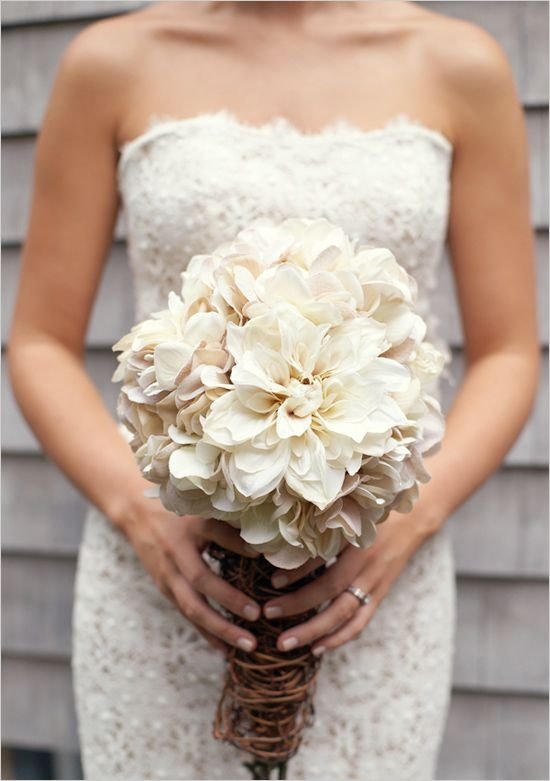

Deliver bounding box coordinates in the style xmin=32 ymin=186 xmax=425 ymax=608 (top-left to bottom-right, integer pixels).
xmin=117 ymin=113 xmax=453 ymax=289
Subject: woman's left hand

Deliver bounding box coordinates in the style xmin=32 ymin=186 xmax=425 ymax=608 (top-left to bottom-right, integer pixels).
xmin=263 ymin=511 xmax=438 ymax=656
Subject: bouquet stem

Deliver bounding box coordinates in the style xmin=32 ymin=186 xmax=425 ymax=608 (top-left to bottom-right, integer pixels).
xmin=207 ymin=543 xmax=325 ymax=779
xmin=243 ymin=758 xmax=287 ymax=779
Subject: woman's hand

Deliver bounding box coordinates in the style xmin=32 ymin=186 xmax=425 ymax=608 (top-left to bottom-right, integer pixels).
xmin=262 ymin=512 xmax=436 ymax=656
xmin=119 ymin=497 xmax=262 ymax=656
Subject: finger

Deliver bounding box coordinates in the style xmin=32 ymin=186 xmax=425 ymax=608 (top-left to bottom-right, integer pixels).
xmin=275 ymin=591 xmax=363 ymax=652
xmin=264 ymin=546 xmax=369 ymax=619
xmin=311 ymin=599 xmax=375 ymax=656
xmin=193 ymin=624 xmax=230 ymax=657
xmin=311 ymin=586 xmax=383 ymax=655
xmin=181 ymin=556 xmax=261 ymax=623
xmin=171 ymin=574 xmax=258 ymax=652
xmin=161 ymin=580 xmax=229 ymax=655
xmin=270 ymin=556 xmax=327 ymax=589
xmin=199 ymin=517 xmax=261 ymax=558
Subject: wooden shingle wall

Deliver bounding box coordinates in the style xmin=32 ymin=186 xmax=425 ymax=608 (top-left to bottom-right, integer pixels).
xmin=1 ymin=2 xmax=548 ymax=779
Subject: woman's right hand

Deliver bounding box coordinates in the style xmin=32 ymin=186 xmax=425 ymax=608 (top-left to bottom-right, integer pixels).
xmin=118 ymin=497 xmax=262 ymax=656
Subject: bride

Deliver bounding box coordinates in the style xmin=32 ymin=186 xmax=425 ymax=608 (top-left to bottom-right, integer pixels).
xmin=7 ymin=1 xmax=539 ymax=779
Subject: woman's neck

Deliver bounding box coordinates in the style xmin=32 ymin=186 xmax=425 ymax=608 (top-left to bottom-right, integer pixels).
xmin=205 ymin=0 xmax=362 ymax=23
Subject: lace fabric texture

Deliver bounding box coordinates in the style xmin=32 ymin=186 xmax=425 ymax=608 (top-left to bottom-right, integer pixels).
xmin=117 ymin=109 xmax=455 ymax=385
xmin=72 ymin=110 xmax=457 ymax=780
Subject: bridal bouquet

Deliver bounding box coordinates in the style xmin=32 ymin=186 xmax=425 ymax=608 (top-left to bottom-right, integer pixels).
xmin=112 ymin=216 xmax=445 ymax=778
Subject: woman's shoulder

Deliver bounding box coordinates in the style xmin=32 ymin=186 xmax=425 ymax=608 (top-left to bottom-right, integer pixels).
xmin=413 ymin=7 xmax=517 ymax=100
xmin=346 ymin=2 xmax=514 ymax=94
xmin=53 ymin=13 xmax=145 ymax=104
xmin=404 ymin=5 xmax=520 ymax=143
xmin=51 ymin=7 xmax=185 ymax=135
xmin=57 ymin=2 xmax=226 ymax=90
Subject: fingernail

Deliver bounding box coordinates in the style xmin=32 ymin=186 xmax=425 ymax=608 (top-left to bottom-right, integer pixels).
xmin=281 ymin=636 xmax=298 ymax=651
xmin=242 ymin=603 xmax=260 ymax=621
xmin=312 ymin=645 xmax=326 ymax=657
xmin=264 ymin=604 xmax=283 ymax=619
xmin=237 ymin=637 xmax=255 ymax=652
xmin=272 ymin=574 xmax=289 ymax=589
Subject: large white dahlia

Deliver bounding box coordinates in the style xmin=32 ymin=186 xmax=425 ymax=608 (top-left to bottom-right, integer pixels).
xmin=113 ymin=216 xmax=446 ymax=568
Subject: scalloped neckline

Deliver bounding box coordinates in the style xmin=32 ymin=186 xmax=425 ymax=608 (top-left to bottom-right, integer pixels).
xmin=117 ymin=108 xmax=454 ymax=175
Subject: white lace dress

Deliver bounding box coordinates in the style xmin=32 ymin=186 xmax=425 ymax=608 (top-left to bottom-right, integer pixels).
xmin=72 ymin=109 xmax=457 ymax=781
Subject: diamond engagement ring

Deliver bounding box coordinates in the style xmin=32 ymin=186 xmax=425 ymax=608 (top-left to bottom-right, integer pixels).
xmin=345 ymin=585 xmax=372 ymax=607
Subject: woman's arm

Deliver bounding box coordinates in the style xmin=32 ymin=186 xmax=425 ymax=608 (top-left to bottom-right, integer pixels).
xmin=411 ymin=22 xmax=540 ymax=533
xmin=355 ymin=22 xmax=542 ymax=543
xmin=7 ymin=25 xmax=148 ymax=520
xmin=261 ymin=23 xmax=541 ymax=650
xmin=7 ymin=22 xmax=261 ymax=654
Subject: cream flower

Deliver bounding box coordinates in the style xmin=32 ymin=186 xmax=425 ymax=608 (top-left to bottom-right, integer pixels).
xmin=202 ymin=303 xmax=413 ymax=512
xmin=135 ymin=434 xmax=179 ymax=483
xmin=113 ymin=291 xmax=185 ymax=395
xmin=113 ymin=216 xmax=446 ymax=568
xmin=410 ymin=341 xmax=447 ymax=386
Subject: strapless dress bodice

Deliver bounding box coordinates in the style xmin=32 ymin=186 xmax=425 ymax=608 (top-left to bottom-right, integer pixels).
xmin=116 ymin=109 xmax=454 ymax=370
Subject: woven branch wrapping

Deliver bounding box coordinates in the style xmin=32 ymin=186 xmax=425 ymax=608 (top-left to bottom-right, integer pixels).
xmin=207 ymin=543 xmax=326 ymax=775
